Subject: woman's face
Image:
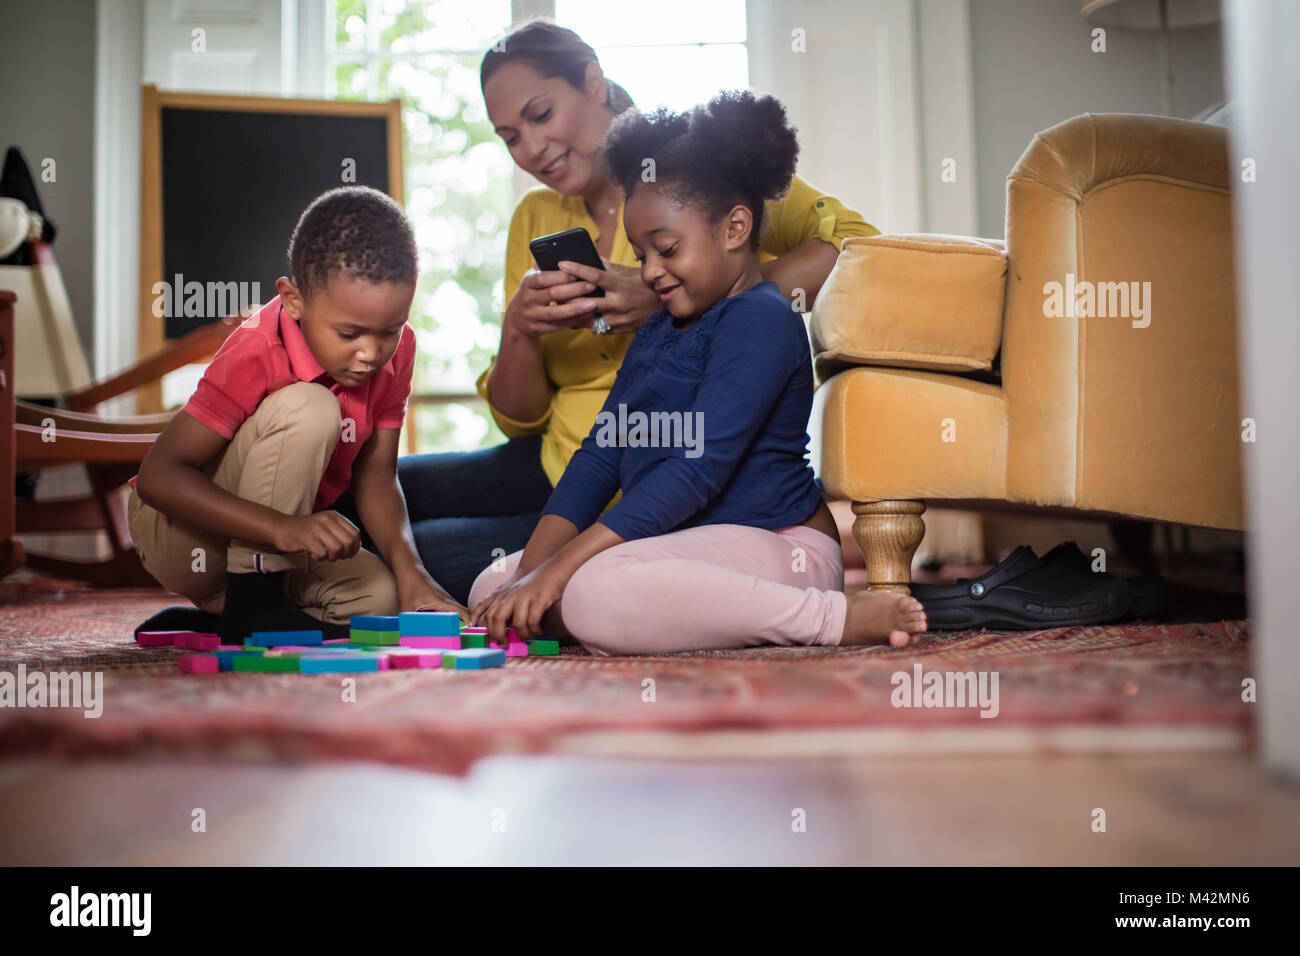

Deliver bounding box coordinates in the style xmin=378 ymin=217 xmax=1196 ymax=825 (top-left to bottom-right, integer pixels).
xmin=484 ymin=60 xmax=614 ymax=195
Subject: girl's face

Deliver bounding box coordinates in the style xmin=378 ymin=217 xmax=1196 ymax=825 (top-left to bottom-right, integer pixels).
xmin=484 ymin=61 xmax=614 ymax=195
xmin=623 ymin=180 xmax=754 ymax=321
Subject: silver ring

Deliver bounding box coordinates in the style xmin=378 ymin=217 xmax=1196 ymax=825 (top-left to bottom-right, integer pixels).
xmin=591 ymin=316 xmax=612 ymax=334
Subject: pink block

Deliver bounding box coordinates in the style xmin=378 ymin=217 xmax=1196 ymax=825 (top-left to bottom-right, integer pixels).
xmin=178 ymin=654 xmax=219 ymax=674
xmin=137 ymin=632 xmax=177 ymax=646
xmin=176 ymin=632 xmax=221 ymax=650
xmin=322 ymin=637 xmax=350 ymax=645
xmin=460 ymin=626 xmax=487 ymax=635
xmin=506 ymin=642 xmax=529 ymax=658
xmin=387 ymin=649 xmax=444 ymax=669
xmin=217 ymin=644 xmax=242 ymax=651
xmin=400 ymin=634 xmax=460 ymax=649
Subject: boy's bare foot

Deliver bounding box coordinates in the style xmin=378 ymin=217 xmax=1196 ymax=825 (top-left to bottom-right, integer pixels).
xmin=840 ymin=590 xmax=928 ymax=647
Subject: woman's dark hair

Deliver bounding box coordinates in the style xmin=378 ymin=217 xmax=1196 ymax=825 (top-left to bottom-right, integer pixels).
xmin=480 ymin=19 xmax=633 ymax=115
xmin=288 ymin=186 xmax=417 ymax=300
xmin=601 ymin=90 xmax=799 ymax=249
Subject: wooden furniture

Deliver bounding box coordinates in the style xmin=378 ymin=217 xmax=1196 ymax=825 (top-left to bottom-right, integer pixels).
xmin=0 ymin=291 xmax=23 ymax=578
xmin=2 ymin=250 xmax=237 ymax=583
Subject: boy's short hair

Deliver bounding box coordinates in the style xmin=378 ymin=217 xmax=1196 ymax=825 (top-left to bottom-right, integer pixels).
xmin=288 ymin=186 xmax=417 ymax=300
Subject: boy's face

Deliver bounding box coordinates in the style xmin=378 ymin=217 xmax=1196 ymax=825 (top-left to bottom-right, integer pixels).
xmin=276 ymin=276 xmax=413 ymax=387
xmin=623 ymin=180 xmax=752 ymax=321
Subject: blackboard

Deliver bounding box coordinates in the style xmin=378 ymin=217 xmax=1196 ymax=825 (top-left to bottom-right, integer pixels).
xmin=158 ymin=107 xmax=393 ymax=340
xmin=138 ymin=87 xmax=402 ymax=416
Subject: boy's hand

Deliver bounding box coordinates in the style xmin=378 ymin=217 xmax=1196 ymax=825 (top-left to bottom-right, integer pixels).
xmin=396 ymin=569 xmax=470 ymax=621
xmin=272 ymin=511 xmax=361 ymax=561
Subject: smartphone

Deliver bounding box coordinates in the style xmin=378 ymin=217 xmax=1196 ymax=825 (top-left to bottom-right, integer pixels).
xmin=528 ymin=227 xmax=605 ymax=298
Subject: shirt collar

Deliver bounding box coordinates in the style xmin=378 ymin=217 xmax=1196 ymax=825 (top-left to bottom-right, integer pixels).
xmin=277 ymin=298 xmax=328 ymax=384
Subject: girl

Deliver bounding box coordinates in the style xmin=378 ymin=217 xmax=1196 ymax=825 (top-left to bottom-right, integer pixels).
xmin=395 ymin=20 xmax=880 ymax=604
xmin=467 ymin=92 xmax=927 ymax=655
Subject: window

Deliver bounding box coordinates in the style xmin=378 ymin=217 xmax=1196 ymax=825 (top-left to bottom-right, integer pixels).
xmin=327 ymin=0 xmax=748 ymax=453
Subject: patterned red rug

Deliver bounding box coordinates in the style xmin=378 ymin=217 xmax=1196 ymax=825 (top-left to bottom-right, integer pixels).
xmin=0 ymin=571 xmax=1254 ymax=775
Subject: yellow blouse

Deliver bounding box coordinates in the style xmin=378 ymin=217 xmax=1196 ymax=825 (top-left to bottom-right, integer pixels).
xmin=476 ymin=175 xmax=880 ymax=486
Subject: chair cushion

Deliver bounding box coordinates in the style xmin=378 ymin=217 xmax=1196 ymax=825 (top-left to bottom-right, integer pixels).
xmin=811 ymin=234 xmax=1007 ymax=379
xmin=812 ymin=366 xmax=1008 ymax=503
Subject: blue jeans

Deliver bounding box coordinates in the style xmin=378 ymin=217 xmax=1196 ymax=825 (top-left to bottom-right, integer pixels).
xmin=385 ymin=436 xmax=553 ymax=604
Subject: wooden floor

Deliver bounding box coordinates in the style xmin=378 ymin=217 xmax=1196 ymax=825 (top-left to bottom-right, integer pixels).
xmin=1 ymin=751 xmax=1298 ymax=865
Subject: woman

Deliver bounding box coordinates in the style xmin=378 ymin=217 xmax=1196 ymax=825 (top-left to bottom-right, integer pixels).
xmin=397 ymin=20 xmax=880 ymax=603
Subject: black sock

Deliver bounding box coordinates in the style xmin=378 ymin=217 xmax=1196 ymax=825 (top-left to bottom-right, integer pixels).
xmin=134 ymin=606 xmax=222 ymax=640
xmin=217 ymin=571 xmax=349 ymax=644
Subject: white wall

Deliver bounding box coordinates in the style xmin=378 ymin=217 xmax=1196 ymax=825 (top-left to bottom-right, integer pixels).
xmin=0 ymin=0 xmax=98 ymax=368
xmin=1224 ymin=0 xmax=1300 ymax=782
xmin=968 ymin=0 xmax=1226 ymax=237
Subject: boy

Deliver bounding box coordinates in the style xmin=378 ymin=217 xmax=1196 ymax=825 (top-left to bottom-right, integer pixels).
xmin=129 ymin=186 xmax=466 ymax=642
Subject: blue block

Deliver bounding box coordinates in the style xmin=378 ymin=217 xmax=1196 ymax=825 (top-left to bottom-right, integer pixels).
xmin=299 ymin=654 xmax=381 ymax=673
xmin=443 ymin=647 xmax=506 ymax=670
xmin=214 ymin=649 xmax=261 ymax=671
xmin=398 ymin=611 xmax=460 ymax=637
xmin=350 ymin=615 xmax=399 ymax=632
xmin=247 ymin=630 xmax=323 ymax=647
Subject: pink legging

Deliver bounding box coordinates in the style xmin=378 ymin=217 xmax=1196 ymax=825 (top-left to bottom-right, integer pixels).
xmin=468 ymin=523 xmax=847 ymax=656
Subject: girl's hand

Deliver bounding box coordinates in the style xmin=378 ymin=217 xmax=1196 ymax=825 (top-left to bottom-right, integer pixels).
xmin=504 ymin=268 xmax=602 ymax=338
xmin=557 ymin=258 xmax=660 ymax=335
xmin=471 ymin=562 xmax=569 ymax=646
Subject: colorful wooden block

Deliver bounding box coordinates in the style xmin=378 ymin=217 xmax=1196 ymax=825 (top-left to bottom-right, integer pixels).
xmin=441 ymin=647 xmax=506 ymax=670
xmin=383 ymin=647 xmax=445 ymax=669
xmin=175 ymin=632 xmax=221 ymax=651
xmin=459 ymin=632 xmax=490 ymax=649
xmin=460 ymin=626 xmax=487 ymax=635
xmin=349 ymin=627 xmax=401 ymax=645
xmin=177 ymin=653 xmax=219 ymax=674
xmin=214 ymin=650 xmax=259 ymax=671
xmin=526 ymin=639 xmax=559 ymax=656
xmin=232 ymin=654 xmax=301 ymax=673
xmin=136 ymin=632 xmax=176 ymax=647
xmin=398 ymin=611 xmax=460 ymax=637
xmin=247 ymin=630 xmax=322 ymax=647
xmin=506 ymin=641 xmax=529 ymax=658
xmin=299 ymin=654 xmax=381 ymax=674
xmin=399 ymin=634 xmax=461 ymax=650
xmin=323 ymin=637 xmax=351 ymax=645
xmin=350 ymin=615 xmax=399 ymax=631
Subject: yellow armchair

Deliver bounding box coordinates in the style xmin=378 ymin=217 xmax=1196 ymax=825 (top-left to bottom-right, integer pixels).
xmin=810 ymin=113 xmax=1244 ymax=593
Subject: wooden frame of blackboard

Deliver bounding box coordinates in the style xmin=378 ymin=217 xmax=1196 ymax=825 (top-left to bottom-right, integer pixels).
xmin=137 ymin=84 xmax=404 ymax=413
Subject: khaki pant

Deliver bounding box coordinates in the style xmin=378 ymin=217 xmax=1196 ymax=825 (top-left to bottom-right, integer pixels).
xmin=127 ymin=382 xmax=397 ymax=624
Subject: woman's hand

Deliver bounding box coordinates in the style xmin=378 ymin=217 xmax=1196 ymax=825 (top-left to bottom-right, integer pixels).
xmin=471 ymin=561 xmax=570 ymax=646
xmin=558 ymin=258 xmax=660 ymax=335
xmin=503 ymin=268 xmax=602 ymax=339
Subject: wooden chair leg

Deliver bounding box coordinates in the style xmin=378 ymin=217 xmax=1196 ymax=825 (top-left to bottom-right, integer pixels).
xmin=851 ymin=500 xmax=926 ymax=594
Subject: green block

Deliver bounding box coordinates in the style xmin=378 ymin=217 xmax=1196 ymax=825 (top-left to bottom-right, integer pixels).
xmin=232 ymin=654 xmax=300 ymax=673
xmin=459 ymin=633 xmax=489 ymax=649
xmin=527 ymin=639 xmax=559 ymax=656
xmin=350 ymin=628 xmax=400 ymax=645
xmin=237 ymin=644 xmax=267 ymax=654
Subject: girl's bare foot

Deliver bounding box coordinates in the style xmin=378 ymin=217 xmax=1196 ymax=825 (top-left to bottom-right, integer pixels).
xmin=840 ymin=590 xmax=928 ymax=647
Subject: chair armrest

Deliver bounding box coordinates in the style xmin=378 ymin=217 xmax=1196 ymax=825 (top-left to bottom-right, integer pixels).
xmin=65 ymin=315 xmax=239 ymax=412
xmin=810 ymin=234 xmax=1007 ymax=384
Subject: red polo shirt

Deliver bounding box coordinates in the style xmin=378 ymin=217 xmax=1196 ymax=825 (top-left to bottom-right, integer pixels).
xmin=176 ymin=296 xmax=415 ymax=511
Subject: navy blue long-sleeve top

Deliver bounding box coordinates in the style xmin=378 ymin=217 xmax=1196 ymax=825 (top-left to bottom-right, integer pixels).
xmin=541 ymin=279 xmax=823 ymax=541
